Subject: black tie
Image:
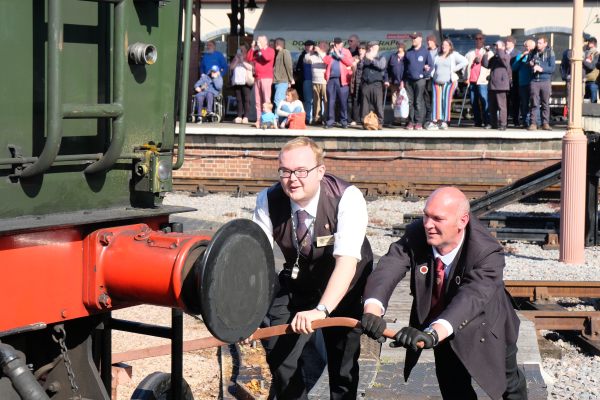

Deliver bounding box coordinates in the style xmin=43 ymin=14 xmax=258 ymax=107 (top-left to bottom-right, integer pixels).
xmin=296 ymin=210 xmax=311 ymax=257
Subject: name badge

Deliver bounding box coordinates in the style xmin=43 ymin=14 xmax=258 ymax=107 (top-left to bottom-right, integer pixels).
xmin=316 ymin=235 xmax=335 ymax=247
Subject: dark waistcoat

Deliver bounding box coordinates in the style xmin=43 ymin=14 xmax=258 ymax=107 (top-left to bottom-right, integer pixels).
xmin=267 ymin=174 xmax=373 ymax=313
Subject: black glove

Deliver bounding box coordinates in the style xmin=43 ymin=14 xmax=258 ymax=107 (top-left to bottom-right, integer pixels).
xmin=361 ymin=313 xmax=387 ymax=343
xmin=390 ymin=327 xmax=434 ymax=351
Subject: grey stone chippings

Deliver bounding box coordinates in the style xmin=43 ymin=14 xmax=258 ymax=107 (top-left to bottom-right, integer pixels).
xmin=165 ymin=193 xmax=600 ymax=399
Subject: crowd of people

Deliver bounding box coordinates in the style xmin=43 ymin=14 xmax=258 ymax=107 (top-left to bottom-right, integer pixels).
xmin=193 ymin=33 xmax=566 ymax=131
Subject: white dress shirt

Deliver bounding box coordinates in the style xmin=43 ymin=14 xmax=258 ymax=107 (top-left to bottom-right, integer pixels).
xmin=253 ymin=184 xmax=368 ymax=261
xmin=364 ymin=231 xmax=466 ymax=336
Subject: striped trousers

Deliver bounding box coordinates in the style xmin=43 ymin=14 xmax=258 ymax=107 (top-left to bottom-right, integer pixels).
xmin=432 ymin=81 xmax=458 ymax=122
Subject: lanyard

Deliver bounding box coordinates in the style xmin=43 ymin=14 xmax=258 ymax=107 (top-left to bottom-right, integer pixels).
xmin=289 ymin=210 xmax=315 ymax=279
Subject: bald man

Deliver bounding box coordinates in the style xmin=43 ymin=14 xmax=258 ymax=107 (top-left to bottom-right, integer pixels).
xmin=362 ymin=187 xmax=527 ymax=400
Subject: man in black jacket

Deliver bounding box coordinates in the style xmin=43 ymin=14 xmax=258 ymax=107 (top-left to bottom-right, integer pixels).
xmin=361 ymin=41 xmax=387 ymax=129
xmin=361 ymin=187 xmax=527 ymax=400
xmin=387 ymin=42 xmax=406 ymax=126
xmin=506 ymin=36 xmax=521 ymax=126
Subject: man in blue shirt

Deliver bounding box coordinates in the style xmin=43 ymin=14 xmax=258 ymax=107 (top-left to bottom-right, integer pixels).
xmin=404 ymin=32 xmax=433 ymax=130
xmin=200 ymin=40 xmax=228 ymax=76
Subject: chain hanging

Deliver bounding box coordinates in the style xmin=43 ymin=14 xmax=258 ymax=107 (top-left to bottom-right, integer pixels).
xmin=52 ymin=325 xmax=82 ymax=399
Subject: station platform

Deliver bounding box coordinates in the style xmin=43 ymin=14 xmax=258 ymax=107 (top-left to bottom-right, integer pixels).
xmin=180 ymin=120 xmax=565 ymax=140
xmin=174 ymin=121 xmax=564 ymax=193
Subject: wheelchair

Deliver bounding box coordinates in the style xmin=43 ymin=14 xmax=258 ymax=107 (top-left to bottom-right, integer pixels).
xmin=190 ymin=93 xmax=224 ymax=123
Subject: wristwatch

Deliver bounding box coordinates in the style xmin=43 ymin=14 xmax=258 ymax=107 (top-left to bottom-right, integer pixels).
xmin=315 ymin=304 xmax=330 ymax=318
xmin=423 ymin=327 xmax=439 ymax=347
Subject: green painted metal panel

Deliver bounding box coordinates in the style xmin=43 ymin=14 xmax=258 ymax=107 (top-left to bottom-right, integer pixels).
xmin=0 ymin=0 xmax=182 ymax=218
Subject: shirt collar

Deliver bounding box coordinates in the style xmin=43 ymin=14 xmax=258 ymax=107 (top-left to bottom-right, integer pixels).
xmin=432 ymin=231 xmax=466 ymax=266
xmin=290 ymin=185 xmax=321 ymax=218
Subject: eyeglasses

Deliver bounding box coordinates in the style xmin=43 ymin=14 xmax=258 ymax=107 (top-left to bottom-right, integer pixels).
xmin=278 ymin=165 xmax=320 ymax=179
xmin=475 ymin=37 xmax=484 ymax=40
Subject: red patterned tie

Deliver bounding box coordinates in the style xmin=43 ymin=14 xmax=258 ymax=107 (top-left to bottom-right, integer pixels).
xmin=429 ymin=257 xmax=446 ymax=319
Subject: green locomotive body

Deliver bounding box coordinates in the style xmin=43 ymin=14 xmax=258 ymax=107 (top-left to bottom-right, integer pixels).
xmin=0 ymin=0 xmax=184 ymax=221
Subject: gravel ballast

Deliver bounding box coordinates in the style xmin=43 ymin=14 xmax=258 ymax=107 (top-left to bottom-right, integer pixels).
xmin=110 ymin=192 xmax=600 ymax=399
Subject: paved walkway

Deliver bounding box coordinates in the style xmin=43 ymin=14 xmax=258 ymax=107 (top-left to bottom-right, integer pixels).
xmin=308 ymin=276 xmax=548 ymax=399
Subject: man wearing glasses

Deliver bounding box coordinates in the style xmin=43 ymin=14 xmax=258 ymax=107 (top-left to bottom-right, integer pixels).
xmin=347 ymin=34 xmax=360 ymax=57
xmin=253 ymin=136 xmax=373 ymax=399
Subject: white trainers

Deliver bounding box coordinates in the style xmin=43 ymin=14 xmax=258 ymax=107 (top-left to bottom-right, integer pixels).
xmin=425 ymin=122 xmax=439 ymax=130
xmin=242 ymin=117 xmax=249 ymax=124
xmin=350 ymin=121 xmax=357 ymax=127
xmin=439 ymin=121 xmax=448 ymax=130
xmin=234 ymin=117 xmax=242 ymax=124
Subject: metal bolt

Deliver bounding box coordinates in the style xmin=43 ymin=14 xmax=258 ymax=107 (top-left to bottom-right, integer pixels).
xmin=47 ymin=381 xmax=61 ymax=393
xmin=99 ymin=232 xmax=114 ymax=246
xmin=98 ymin=293 xmax=112 ymax=308
xmin=61 ymin=309 xmax=68 ymax=319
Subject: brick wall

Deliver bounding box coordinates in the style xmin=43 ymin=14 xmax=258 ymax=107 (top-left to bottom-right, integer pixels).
xmin=173 ymin=134 xmax=562 ymax=187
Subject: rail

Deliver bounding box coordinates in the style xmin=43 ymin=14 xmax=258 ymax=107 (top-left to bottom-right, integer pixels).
xmin=172 ymin=0 xmax=193 ymax=170
xmin=470 ymin=162 xmax=562 ymax=217
xmin=19 ymin=0 xmax=63 ymax=178
xmin=173 ymin=177 xmax=561 ymax=198
xmin=505 ymin=280 xmax=600 ymax=301
xmin=83 ymin=0 xmax=126 ymax=174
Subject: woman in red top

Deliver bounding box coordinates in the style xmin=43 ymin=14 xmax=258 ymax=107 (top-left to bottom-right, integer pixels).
xmin=247 ymin=35 xmax=275 ymax=128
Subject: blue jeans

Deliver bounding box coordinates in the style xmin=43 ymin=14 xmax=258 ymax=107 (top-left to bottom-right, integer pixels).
xmin=303 ymin=80 xmax=313 ymax=123
xmin=326 ymin=78 xmax=349 ymax=127
xmin=469 ymin=84 xmax=489 ymax=126
xmin=280 ymin=104 xmax=303 ymax=125
xmin=586 ymin=82 xmax=598 ymax=103
xmin=274 ymin=82 xmax=289 ymax=110
xmin=194 ymin=91 xmax=214 ymax=114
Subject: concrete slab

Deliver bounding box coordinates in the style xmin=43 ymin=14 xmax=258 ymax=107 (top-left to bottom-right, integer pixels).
xmin=307 ymin=272 xmax=547 ymax=399
xmin=177 ymin=122 xmax=565 ymax=140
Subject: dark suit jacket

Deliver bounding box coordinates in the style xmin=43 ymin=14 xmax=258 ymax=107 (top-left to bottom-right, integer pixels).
xmin=363 ymin=215 xmax=520 ymax=400
xmin=483 ymin=50 xmax=512 ymax=91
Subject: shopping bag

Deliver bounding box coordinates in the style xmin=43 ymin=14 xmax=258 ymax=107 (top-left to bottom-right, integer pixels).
xmin=394 ymin=87 xmax=409 ymax=119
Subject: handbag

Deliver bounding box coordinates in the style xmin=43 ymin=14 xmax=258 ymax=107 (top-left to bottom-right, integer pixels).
xmin=243 ymin=61 xmax=255 ymax=86
xmin=363 ymin=111 xmax=379 ymax=130
xmin=287 ymin=112 xmax=306 ymax=129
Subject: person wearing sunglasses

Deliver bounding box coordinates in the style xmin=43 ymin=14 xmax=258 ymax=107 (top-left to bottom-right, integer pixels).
xmin=347 ymin=34 xmax=361 ymax=57
xmin=253 ymin=136 xmax=373 ymax=400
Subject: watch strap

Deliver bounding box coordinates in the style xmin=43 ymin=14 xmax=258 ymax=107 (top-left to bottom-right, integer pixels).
xmin=316 ymin=304 xmax=330 ymax=318
xmin=424 ymin=327 xmax=439 ymax=347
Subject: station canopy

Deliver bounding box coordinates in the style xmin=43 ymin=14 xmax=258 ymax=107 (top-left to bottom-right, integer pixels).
xmin=254 ymin=0 xmax=440 ymax=52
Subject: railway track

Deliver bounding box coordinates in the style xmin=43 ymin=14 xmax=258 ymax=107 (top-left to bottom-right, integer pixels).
xmin=505 ymin=281 xmax=600 ymax=355
xmin=174 ymin=178 xmax=572 ymax=244
xmin=173 ymin=177 xmax=561 ymax=199
xmin=393 ymin=212 xmax=563 ymax=245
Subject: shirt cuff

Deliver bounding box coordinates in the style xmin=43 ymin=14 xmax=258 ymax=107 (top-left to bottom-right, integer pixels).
xmin=363 ymin=298 xmax=385 ymax=315
xmin=430 ymin=319 xmax=454 ymax=337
